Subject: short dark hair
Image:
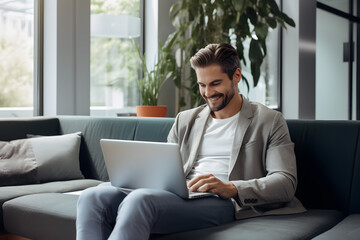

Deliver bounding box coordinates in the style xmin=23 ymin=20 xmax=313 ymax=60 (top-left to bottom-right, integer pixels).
xmin=190 ymin=43 xmax=240 ymax=80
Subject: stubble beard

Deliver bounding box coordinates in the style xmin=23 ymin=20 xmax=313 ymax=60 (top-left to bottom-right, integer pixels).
xmin=205 ymin=84 xmax=236 ymax=113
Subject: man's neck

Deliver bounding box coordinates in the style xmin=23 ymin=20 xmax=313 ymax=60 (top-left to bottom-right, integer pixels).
xmin=212 ymin=94 xmax=243 ymax=119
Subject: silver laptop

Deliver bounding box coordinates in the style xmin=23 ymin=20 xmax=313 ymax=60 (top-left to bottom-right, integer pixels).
xmin=100 ymin=139 xmax=215 ymax=199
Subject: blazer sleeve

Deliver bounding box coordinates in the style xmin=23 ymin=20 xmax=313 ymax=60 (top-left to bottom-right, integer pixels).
xmin=167 ymin=112 xmax=180 ymax=144
xmin=231 ymin=113 xmax=297 ymax=208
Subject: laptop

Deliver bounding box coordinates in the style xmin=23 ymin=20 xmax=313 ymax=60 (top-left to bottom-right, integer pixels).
xmin=100 ymin=139 xmax=216 ymax=199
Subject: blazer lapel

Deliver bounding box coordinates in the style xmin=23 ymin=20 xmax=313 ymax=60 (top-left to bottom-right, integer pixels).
xmin=184 ymin=107 xmax=211 ymax=176
xmin=229 ymin=96 xmax=253 ymax=178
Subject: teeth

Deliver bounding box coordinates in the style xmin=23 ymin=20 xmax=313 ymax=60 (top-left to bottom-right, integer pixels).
xmin=209 ymin=96 xmax=220 ymax=101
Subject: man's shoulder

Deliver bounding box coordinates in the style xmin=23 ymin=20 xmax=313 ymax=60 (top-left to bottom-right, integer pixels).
xmin=246 ymin=99 xmax=282 ymax=122
xmin=176 ymin=104 xmax=208 ymax=121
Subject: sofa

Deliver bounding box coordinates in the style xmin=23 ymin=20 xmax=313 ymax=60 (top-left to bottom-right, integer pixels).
xmin=0 ymin=116 xmax=359 ymax=240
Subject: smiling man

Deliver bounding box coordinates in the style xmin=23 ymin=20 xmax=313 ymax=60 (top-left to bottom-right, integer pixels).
xmin=76 ymin=43 xmax=305 ymax=240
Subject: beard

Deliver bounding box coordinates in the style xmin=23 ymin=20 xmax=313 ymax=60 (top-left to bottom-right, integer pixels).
xmin=204 ymin=84 xmax=236 ymax=112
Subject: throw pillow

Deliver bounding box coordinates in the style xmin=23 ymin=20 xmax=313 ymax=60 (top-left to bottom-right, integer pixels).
xmin=0 ymin=139 xmax=39 ymax=186
xmin=29 ymin=132 xmax=84 ymax=182
xmin=0 ymin=132 xmax=84 ymax=186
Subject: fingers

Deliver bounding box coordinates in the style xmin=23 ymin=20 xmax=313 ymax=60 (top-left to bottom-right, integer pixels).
xmin=187 ymin=174 xmax=239 ymax=199
xmin=187 ymin=173 xmax=213 ymax=188
xmin=187 ymin=174 xmax=220 ymax=192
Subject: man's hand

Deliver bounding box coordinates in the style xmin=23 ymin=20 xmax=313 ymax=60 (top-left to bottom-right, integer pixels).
xmin=187 ymin=174 xmax=238 ymax=199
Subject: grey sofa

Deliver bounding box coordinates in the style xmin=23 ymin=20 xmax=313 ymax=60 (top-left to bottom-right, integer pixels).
xmin=0 ymin=116 xmax=359 ymax=240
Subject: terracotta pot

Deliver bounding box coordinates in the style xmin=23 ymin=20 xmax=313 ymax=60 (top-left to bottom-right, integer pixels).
xmin=136 ymin=105 xmax=167 ymax=117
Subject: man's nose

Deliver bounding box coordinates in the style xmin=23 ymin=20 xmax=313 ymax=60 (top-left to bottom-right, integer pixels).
xmin=204 ymin=86 xmax=213 ymax=97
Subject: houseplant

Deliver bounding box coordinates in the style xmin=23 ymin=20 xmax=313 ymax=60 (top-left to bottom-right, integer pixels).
xmin=166 ymin=0 xmax=295 ymax=111
xmin=134 ymin=39 xmax=179 ymax=117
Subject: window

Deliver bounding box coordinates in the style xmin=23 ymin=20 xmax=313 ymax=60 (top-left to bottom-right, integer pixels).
xmin=0 ymin=0 xmax=34 ymax=117
xmin=90 ymin=0 xmax=142 ymax=116
xmin=236 ymin=0 xmax=282 ymax=110
xmin=238 ymin=26 xmax=281 ymax=109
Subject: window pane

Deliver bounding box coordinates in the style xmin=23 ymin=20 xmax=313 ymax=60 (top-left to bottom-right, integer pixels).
xmin=238 ymin=25 xmax=280 ymax=109
xmin=0 ymin=0 xmax=34 ymax=117
xmin=316 ymin=8 xmax=349 ymax=119
xmin=90 ymin=0 xmax=141 ymax=116
xmin=317 ymin=0 xmax=349 ymax=14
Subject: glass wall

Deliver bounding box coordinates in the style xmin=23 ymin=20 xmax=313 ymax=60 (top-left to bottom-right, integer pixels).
xmin=316 ymin=8 xmax=349 ymax=119
xmin=318 ymin=0 xmax=349 ymax=13
xmin=90 ymin=0 xmax=141 ymax=116
xmin=316 ymin=0 xmax=358 ymax=120
xmin=0 ymin=0 xmax=34 ymax=117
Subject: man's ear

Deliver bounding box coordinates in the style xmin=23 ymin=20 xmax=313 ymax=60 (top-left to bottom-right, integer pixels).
xmin=233 ymin=68 xmax=241 ymax=84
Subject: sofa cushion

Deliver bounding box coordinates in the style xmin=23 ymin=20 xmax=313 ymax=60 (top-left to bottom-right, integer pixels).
xmin=313 ymin=214 xmax=360 ymax=240
xmin=151 ymin=209 xmax=344 ymax=240
xmin=286 ymin=120 xmax=360 ymax=213
xmin=3 ymin=193 xmax=79 ymax=240
xmin=0 ymin=179 xmax=102 ymax=234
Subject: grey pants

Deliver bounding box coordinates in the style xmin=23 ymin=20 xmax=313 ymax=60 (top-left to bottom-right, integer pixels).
xmin=76 ymin=183 xmax=235 ymax=240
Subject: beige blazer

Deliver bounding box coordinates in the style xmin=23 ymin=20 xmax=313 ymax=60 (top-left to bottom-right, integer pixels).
xmin=167 ymin=97 xmax=306 ymax=219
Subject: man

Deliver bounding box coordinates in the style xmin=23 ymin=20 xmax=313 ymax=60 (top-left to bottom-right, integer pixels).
xmin=76 ymin=43 xmax=305 ymax=240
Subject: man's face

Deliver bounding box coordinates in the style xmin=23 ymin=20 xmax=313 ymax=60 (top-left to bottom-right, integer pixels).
xmin=195 ymin=64 xmax=239 ymax=113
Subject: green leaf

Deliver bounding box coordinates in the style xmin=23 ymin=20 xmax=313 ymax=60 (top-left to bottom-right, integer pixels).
xmin=170 ymin=2 xmax=180 ymax=17
xmin=232 ymin=0 xmax=246 ymax=12
xmin=267 ymin=0 xmax=280 ymax=15
xmin=281 ymin=12 xmax=296 ymax=27
xmin=254 ymin=22 xmax=268 ymax=39
xmin=246 ymin=7 xmax=258 ymax=25
xmin=251 ymin=62 xmax=261 ymax=87
xmin=266 ymin=17 xmax=277 ymax=28
xmin=259 ymin=38 xmax=267 ymax=57
xmin=249 ymin=39 xmax=264 ymax=64
xmin=163 ymin=31 xmax=180 ymax=51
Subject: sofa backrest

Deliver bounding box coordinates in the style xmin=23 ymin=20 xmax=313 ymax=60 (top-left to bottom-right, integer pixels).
xmin=0 ymin=118 xmax=60 ymax=141
xmin=58 ymin=116 xmax=174 ymax=181
xmin=287 ymin=120 xmax=360 ymax=215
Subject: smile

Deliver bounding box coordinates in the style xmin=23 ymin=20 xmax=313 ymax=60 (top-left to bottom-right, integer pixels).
xmin=208 ymin=95 xmax=222 ymax=102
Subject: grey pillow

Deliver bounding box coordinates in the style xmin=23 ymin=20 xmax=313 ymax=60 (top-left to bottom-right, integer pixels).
xmin=0 ymin=132 xmax=84 ymax=186
xmin=29 ymin=132 xmax=84 ymax=182
xmin=0 ymin=139 xmax=39 ymax=186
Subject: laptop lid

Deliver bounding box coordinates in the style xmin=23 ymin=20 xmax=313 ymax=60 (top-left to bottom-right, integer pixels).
xmin=100 ymin=139 xmax=189 ymax=198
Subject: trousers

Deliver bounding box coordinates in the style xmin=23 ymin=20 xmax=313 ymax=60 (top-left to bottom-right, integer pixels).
xmin=76 ymin=183 xmax=235 ymax=240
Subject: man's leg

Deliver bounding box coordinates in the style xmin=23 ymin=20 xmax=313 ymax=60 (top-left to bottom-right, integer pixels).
xmin=76 ymin=183 xmax=130 ymax=240
xmin=108 ymin=188 xmax=235 ymax=240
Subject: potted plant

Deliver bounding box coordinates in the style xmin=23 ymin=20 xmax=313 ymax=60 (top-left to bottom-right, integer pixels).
xmin=166 ymin=0 xmax=295 ymax=111
xmin=134 ymin=39 xmax=178 ymax=117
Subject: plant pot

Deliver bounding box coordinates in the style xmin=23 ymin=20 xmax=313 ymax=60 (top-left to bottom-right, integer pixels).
xmin=136 ymin=105 xmax=167 ymax=117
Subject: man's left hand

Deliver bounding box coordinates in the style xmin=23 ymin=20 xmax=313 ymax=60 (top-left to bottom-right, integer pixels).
xmin=187 ymin=174 xmax=238 ymax=199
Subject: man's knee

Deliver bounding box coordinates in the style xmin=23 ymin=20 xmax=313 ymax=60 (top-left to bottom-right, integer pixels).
xmin=78 ymin=185 xmax=122 ymax=209
xmin=120 ymin=189 xmax=162 ymax=212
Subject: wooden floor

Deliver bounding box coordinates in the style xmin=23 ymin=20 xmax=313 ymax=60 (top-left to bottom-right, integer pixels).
xmin=0 ymin=234 xmax=31 ymax=240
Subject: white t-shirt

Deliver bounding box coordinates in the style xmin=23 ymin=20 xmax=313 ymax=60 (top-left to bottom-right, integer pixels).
xmin=186 ymin=113 xmax=239 ymax=182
